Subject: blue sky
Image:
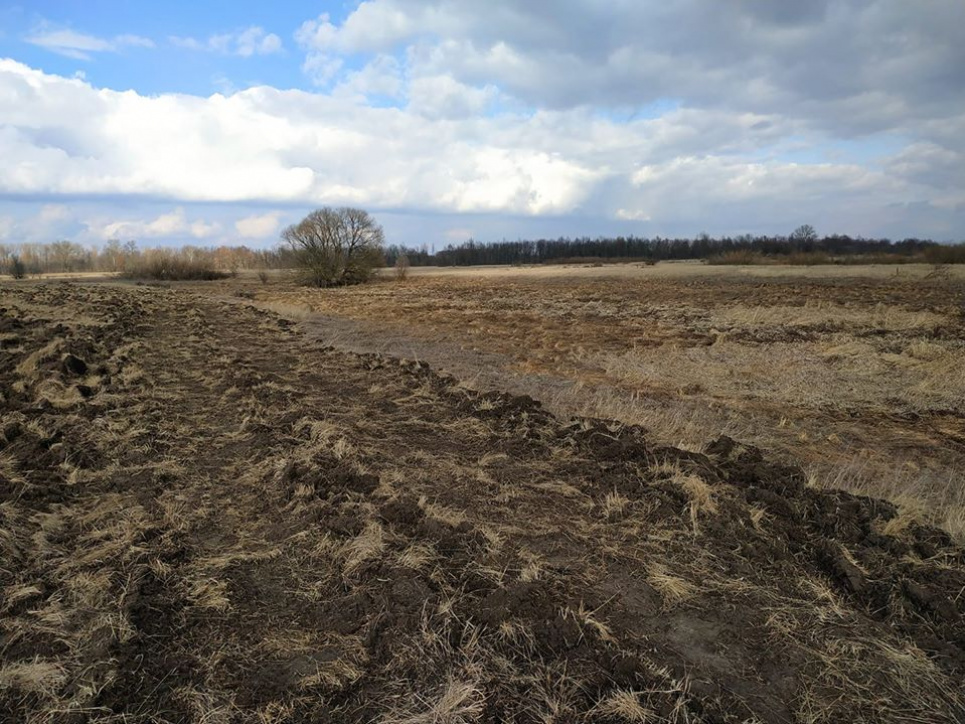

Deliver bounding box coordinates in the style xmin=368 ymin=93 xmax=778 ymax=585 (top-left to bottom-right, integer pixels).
xmin=1 ymin=1 xmax=333 ymax=94
xmin=1 ymin=1 xmax=963 ymax=248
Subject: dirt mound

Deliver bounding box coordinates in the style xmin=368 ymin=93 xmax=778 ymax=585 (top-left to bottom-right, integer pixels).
xmin=1 ymin=283 xmax=963 ymax=723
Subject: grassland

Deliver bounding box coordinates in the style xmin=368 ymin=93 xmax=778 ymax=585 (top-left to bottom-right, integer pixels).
xmin=1 ymin=267 xmax=964 ymax=723
xmin=248 ymin=262 xmax=965 ymax=539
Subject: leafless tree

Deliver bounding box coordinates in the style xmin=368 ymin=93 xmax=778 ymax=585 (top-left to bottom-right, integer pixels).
xmin=49 ymin=240 xmax=80 ymax=272
xmin=790 ymin=224 xmax=818 ymax=244
xmin=282 ymin=207 xmax=385 ymax=287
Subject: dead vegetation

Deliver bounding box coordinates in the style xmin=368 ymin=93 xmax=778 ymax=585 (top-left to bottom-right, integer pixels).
xmin=1 ymin=279 xmax=964 ymax=723
xmin=243 ymin=263 xmax=965 ymax=541
xmin=123 ymin=249 xmax=230 ymax=281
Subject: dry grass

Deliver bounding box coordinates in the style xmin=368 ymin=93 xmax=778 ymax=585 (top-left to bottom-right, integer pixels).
xmin=646 ymin=563 xmax=697 ymax=605
xmin=249 ymin=262 xmax=965 ymax=538
xmin=3 ymin=277 xmax=965 ymax=723
xmin=593 ymin=688 xmax=654 ymax=722
xmin=382 ymin=678 xmax=486 ymax=724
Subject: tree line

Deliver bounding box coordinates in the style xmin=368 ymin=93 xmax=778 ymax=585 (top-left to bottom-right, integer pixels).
xmin=385 ymin=231 xmax=963 ymax=267
xmin=0 ymin=239 xmax=297 ymax=276
xmin=5 ymin=222 xmax=964 ymax=280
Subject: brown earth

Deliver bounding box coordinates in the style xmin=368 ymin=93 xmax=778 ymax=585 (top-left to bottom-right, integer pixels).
xmin=246 ymin=264 xmax=965 ymax=537
xmin=1 ymin=280 xmax=964 ymax=723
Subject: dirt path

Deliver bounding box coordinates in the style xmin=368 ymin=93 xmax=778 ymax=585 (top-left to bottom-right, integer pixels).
xmin=2 ymin=282 xmax=964 ymax=723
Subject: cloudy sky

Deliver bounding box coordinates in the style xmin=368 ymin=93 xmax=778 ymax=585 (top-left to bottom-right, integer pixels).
xmin=1 ymin=1 xmax=963 ymax=248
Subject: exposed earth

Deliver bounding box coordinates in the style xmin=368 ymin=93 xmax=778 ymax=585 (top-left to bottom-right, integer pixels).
xmin=2 ymin=280 xmax=964 ymax=723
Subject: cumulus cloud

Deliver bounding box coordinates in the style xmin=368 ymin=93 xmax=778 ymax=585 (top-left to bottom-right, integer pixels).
xmin=295 ymin=14 xmax=343 ymax=86
xmin=235 ymin=212 xmax=282 ymax=239
xmin=303 ymin=0 xmax=965 ymax=139
xmin=171 ymin=26 xmax=282 ymax=57
xmin=93 ymin=208 xmax=222 ymax=241
xmin=4 ymin=0 xmax=965 ymax=245
xmin=407 ymin=74 xmax=497 ymax=119
xmin=0 ymin=59 xmax=606 ymax=215
xmin=25 ymin=25 xmax=154 ymax=60
xmin=0 ymin=203 xmax=76 ymax=242
xmin=334 ymin=55 xmax=404 ymax=100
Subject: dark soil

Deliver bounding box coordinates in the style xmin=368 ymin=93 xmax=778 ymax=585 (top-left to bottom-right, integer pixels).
xmin=1 ymin=281 xmax=963 ymax=723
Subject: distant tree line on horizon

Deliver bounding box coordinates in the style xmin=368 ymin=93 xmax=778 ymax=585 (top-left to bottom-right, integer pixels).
xmin=385 ymin=229 xmax=965 ymax=267
xmin=0 ymin=239 xmax=295 ymax=276
xmin=4 ymin=225 xmax=965 ymax=279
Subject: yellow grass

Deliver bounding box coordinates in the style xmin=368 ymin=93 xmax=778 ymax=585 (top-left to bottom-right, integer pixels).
xmin=249 ymin=263 xmax=965 ymax=538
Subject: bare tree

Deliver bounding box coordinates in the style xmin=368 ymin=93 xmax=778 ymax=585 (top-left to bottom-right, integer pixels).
xmin=49 ymin=240 xmax=79 ymax=272
xmin=790 ymin=224 xmax=818 ymax=244
xmin=282 ymin=207 xmax=385 ymax=287
xmin=103 ymin=238 xmax=125 ymax=272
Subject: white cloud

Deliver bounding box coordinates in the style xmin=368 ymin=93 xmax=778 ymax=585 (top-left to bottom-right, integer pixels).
xmin=407 ymin=75 xmax=497 ymax=119
xmin=301 ymin=53 xmax=343 ymax=86
xmin=296 ymin=9 xmax=415 ymax=55
xmin=334 ymin=55 xmax=403 ymax=100
xmin=0 ymin=56 xmax=961 ymax=238
xmin=236 ymin=26 xmax=282 ymax=57
xmin=295 ymin=15 xmax=344 ymax=87
xmin=25 ymin=26 xmax=154 ymax=60
xmin=171 ymin=26 xmax=282 ymax=57
xmin=0 ymin=203 xmax=78 ymax=243
xmin=0 ymin=59 xmax=603 ymax=215
xmin=235 ymin=212 xmax=282 ymax=239
xmin=295 ymin=14 xmax=339 ymax=51
xmin=299 ymin=0 xmax=965 ymax=140
xmin=94 ymin=208 xmax=221 ymax=241
xmin=37 ymin=203 xmax=72 ymax=224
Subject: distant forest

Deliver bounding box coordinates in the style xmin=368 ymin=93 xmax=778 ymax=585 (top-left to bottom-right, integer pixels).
xmin=4 ymin=229 xmax=964 ymax=278
xmin=386 ymin=233 xmax=964 ymax=267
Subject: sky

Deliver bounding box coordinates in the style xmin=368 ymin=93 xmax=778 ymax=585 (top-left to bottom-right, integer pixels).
xmin=1 ymin=0 xmax=964 ymax=249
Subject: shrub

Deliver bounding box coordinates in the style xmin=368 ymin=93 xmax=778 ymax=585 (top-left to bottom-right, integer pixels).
xmin=707 ymin=250 xmax=768 ymax=265
xmin=123 ymin=250 xmax=229 ymax=281
xmin=257 ymin=270 xmax=270 ymax=284
xmin=787 ymin=251 xmax=833 ymax=265
xmin=395 ymin=253 xmax=410 ymax=281
xmin=923 ymin=245 xmax=965 ymax=264
xmin=7 ymin=255 xmax=26 ymax=279
xmin=838 ymin=253 xmax=917 ymax=265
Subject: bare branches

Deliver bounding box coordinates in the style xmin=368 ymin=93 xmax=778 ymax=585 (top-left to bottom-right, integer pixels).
xmin=283 ymin=207 xmax=385 ymax=287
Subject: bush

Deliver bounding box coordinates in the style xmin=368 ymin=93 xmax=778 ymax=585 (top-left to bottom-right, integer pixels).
xmin=7 ymin=255 xmax=26 ymax=279
xmin=541 ymin=256 xmax=656 ymax=266
xmin=394 ymin=253 xmax=410 ymax=281
xmin=923 ymin=245 xmax=965 ymax=264
xmin=837 ymin=253 xmax=917 ymax=265
xmin=123 ymin=250 xmax=229 ymax=281
xmin=707 ymin=250 xmax=769 ymax=265
xmin=787 ymin=251 xmax=833 ymax=265
xmin=283 ymin=207 xmax=385 ymax=287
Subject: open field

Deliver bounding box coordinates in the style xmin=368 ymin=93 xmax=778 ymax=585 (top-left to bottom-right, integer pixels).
xmin=2 ymin=272 xmax=965 ymax=722
xmin=244 ymin=262 xmax=965 ymax=538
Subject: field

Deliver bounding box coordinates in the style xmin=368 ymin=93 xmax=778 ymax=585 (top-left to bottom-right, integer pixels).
xmin=2 ymin=264 xmax=964 ymax=723
xmin=254 ymin=262 xmax=965 ymax=536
